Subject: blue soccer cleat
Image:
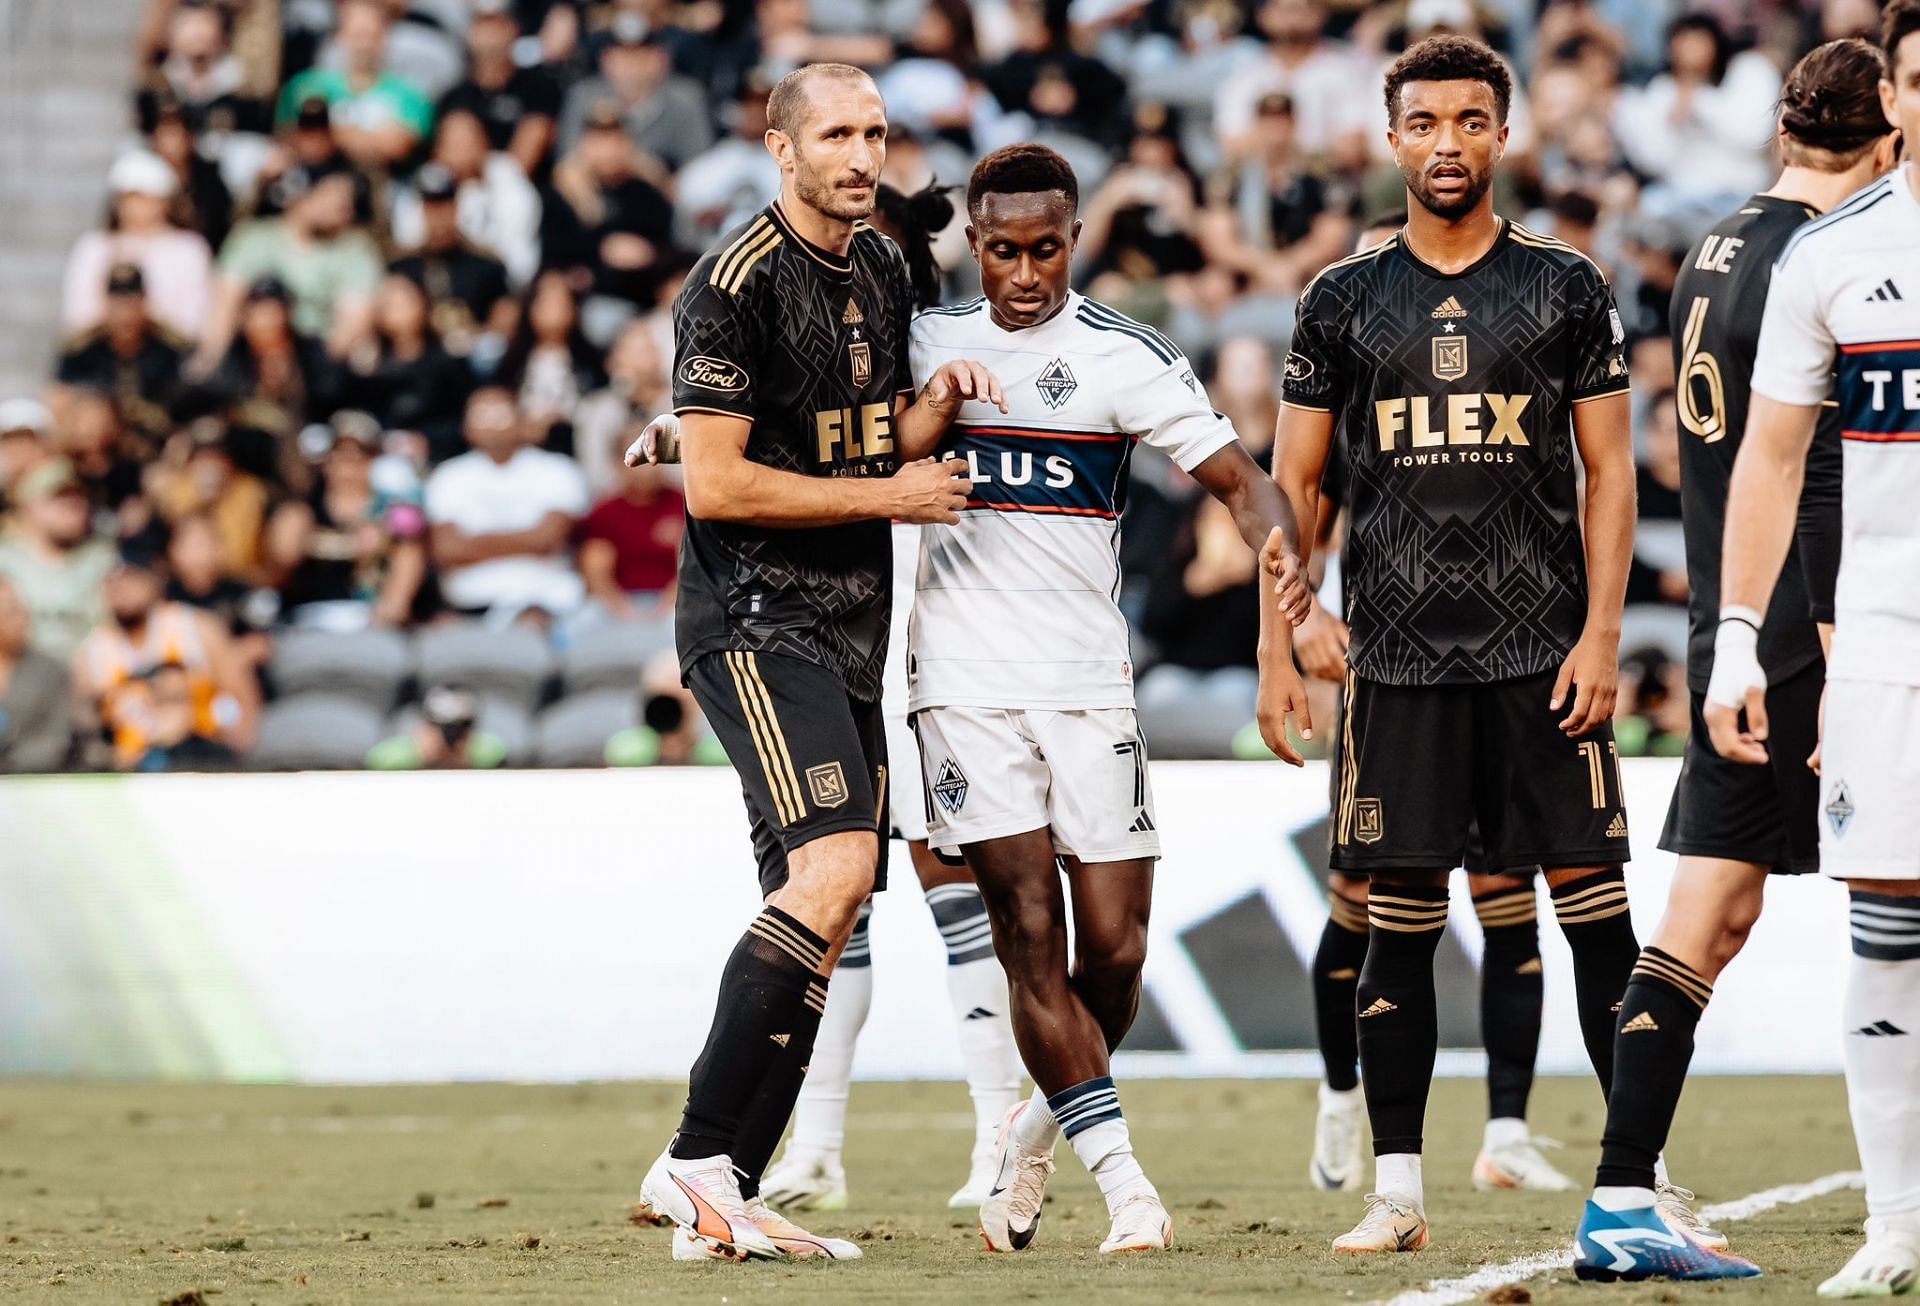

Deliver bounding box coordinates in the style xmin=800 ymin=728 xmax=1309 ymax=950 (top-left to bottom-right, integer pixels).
xmin=1573 ymin=1199 xmax=1763 ymax=1282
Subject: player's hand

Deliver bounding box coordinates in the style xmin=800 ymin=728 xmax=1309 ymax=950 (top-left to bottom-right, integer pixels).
xmin=623 ymin=413 xmax=681 ymax=466
xmin=1257 ymin=661 xmax=1314 ymax=766
xmin=1259 ymin=528 xmax=1312 ymax=625
xmin=1293 ymin=597 xmax=1349 ymax=682
xmin=1550 ymin=631 xmax=1619 ymax=737
xmin=1703 ymin=614 xmax=1769 ymax=764
xmin=921 ymin=360 xmax=1008 ymax=422
xmin=890 ymin=456 xmax=973 ymax=524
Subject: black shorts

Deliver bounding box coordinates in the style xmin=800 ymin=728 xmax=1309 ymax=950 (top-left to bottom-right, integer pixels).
xmin=1325 ymin=689 xmax=1526 ymax=880
xmin=1330 ymin=669 xmax=1630 ymax=874
xmin=685 ymin=650 xmax=890 ymax=898
xmin=1659 ymin=658 xmax=1823 ymax=875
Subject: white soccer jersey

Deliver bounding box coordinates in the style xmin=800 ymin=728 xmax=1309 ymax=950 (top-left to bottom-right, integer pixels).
xmin=1752 ymin=166 xmax=1920 ymax=686
xmin=907 ymin=292 xmax=1240 ymax=711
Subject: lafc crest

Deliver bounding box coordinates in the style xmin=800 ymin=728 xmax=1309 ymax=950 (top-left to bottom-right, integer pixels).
xmin=845 ymin=297 xmax=871 ymax=385
xmin=1431 ymin=335 xmax=1468 ymax=382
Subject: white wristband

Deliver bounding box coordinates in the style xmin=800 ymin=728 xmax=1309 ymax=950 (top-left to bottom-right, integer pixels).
xmin=1705 ymin=617 xmax=1765 ymax=711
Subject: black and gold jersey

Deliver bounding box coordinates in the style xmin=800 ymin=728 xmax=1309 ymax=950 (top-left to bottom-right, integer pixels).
xmin=1282 ymin=219 xmax=1629 ymax=686
xmin=1670 ymin=194 xmax=1842 ymax=693
xmin=670 ymin=202 xmax=917 ymax=702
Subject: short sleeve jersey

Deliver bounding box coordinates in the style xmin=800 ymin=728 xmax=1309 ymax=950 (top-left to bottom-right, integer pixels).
xmin=906 ymin=292 xmax=1238 ymax=711
xmin=1670 ymin=194 xmax=1842 ymax=692
xmin=670 ymin=203 xmax=916 ymax=701
xmin=1281 ymin=220 xmax=1629 ymax=685
xmin=1751 ymin=168 xmax=1920 ymax=687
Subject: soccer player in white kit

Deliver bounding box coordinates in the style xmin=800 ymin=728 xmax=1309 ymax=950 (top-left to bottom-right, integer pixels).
xmin=904 ymin=144 xmax=1312 ymax=1255
xmin=1705 ymin=3 xmax=1920 ymax=1294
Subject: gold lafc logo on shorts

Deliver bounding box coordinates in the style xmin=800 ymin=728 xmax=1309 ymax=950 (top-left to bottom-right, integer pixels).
xmin=808 ymin=761 xmax=849 ymax=809
xmin=1431 ymin=335 xmax=1469 ymax=382
xmin=1355 ymin=797 xmax=1385 ymax=845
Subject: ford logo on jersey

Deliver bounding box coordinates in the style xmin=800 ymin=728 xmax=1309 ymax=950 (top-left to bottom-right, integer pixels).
xmin=679 ymin=355 xmax=748 ymax=392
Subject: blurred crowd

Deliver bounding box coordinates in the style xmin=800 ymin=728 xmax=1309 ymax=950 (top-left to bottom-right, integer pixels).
xmin=0 ymin=0 xmax=1850 ymax=771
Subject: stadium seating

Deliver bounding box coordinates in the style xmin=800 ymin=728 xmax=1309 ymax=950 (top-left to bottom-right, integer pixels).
xmin=561 ymin=617 xmax=675 ymax=695
xmin=534 ymin=687 xmax=640 ymax=769
xmin=1136 ymin=665 xmax=1259 ymax=760
xmin=267 ymin=628 xmax=413 ymax=711
xmin=414 ymin=622 xmax=557 ymax=712
xmin=382 ymin=697 xmax=536 ymax=768
xmin=251 ymin=693 xmax=386 ymax=771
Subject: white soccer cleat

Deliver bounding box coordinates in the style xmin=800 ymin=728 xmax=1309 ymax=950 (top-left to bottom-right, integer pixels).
xmin=1820 ymin=1219 xmax=1920 ymax=1298
xmin=639 ymin=1149 xmax=781 ymax=1262
xmin=760 ymin=1149 xmax=848 ymax=1212
xmin=1099 ymin=1192 xmax=1173 ymax=1254
xmin=1331 ymin=1193 xmax=1431 ymax=1254
xmin=1472 ymin=1134 xmax=1578 ymax=1192
xmin=1309 ymin=1085 xmax=1366 ymax=1191
xmin=743 ymin=1197 xmax=864 ymax=1259
xmin=949 ymin=1132 xmax=997 ymax=1208
xmin=978 ymin=1102 xmax=1056 ymax=1252
xmin=670 ymin=1225 xmax=735 ymax=1261
xmin=1656 ymin=1182 xmax=1730 ymax=1251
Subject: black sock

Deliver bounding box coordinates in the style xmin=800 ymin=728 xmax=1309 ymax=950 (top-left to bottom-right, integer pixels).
xmin=1549 ymin=868 xmax=1640 ymax=1097
xmin=670 ymin=906 xmax=828 ymax=1161
xmin=1357 ymin=881 xmax=1449 ymax=1156
xmin=1314 ymin=892 xmax=1370 ymax=1092
xmin=1473 ymin=886 xmax=1543 ymax=1122
xmin=731 ymin=973 xmax=829 ymax=1199
xmin=1594 ymin=948 xmax=1711 ymax=1190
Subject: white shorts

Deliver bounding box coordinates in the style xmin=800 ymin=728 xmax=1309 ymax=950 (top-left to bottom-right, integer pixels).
xmin=1820 ymin=678 xmax=1920 ymax=880
xmin=913 ymin=705 xmax=1161 ymax=862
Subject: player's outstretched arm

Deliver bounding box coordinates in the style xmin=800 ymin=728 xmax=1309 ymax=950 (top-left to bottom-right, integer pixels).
xmin=678 ymin=411 xmax=972 ymax=527
xmin=1271 ymin=402 xmax=1335 ymax=585
xmin=1191 ymin=440 xmax=1313 ymax=763
xmin=893 ymin=361 xmax=1009 ymax=461
xmin=1704 ymin=394 xmax=1821 ymax=764
xmin=1559 ymin=391 xmax=1635 ymax=736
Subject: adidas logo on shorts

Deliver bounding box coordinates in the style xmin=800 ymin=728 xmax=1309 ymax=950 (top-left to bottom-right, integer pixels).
xmin=1359 ymin=998 xmax=1399 ymax=1018
xmin=1605 ymin=812 xmax=1629 ymax=839
xmin=770 ymin=1032 xmax=791 ymax=1047
xmin=1621 ymin=1011 xmax=1660 ymax=1034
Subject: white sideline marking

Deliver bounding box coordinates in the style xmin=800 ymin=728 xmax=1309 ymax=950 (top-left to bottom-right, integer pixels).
xmin=1379 ymin=1170 xmax=1864 ymax=1306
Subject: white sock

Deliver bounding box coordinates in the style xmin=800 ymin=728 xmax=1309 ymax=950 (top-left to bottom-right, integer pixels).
xmin=784 ymin=907 xmax=874 ymax=1164
xmin=1375 ymin=1152 xmax=1423 ymax=1206
xmin=926 ymin=884 xmax=1023 ymax=1148
xmin=1320 ymin=1082 xmax=1362 ymax=1112
xmin=1066 ymin=1117 xmax=1156 ymax=1214
xmin=1012 ymin=1084 xmax=1060 ymax=1153
xmin=1593 ymin=1185 xmax=1658 ymax=1212
xmin=1484 ymin=1116 xmax=1529 ymax=1150
xmin=1654 ymin=1153 xmax=1671 ymax=1188
xmin=1843 ymin=907 xmax=1920 ymax=1218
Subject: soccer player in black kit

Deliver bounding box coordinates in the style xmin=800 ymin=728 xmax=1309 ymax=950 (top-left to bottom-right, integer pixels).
xmin=1272 ymin=36 xmax=1641 ymax=1252
xmin=637 ymin=62 xmax=1006 ymax=1264
xmin=1570 ymin=39 xmax=1898 ymax=1283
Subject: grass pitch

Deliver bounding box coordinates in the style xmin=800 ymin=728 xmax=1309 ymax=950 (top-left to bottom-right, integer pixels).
xmin=0 ymin=1076 xmax=1864 ymax=1304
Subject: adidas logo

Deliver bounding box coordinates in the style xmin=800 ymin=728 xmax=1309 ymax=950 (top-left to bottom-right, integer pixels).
xmin=1431 ymin=295 xmax=1468 ymax=319
xmin=1129 ymin=809 xmax=1157 ymax=834
xmin=770 ymin=1032 xmax=791 ymax=1047
xmin=1621 ymin=1011 xmax=1660 ymax=1033
xmin=1516 ymin=957 xmax=1543 ymax=976
xmin=1328 ymin=968 xmax=1358 ymax=981
xmin=1359 ymin=998 xmax=1399 ymax=1018
xmin=1867 ymin=278 xmax=1905 ymax=303
xmin=1606 ymin=813 xmax=1629 ymax=839
xmin=1853 ymin=1020 xmax=1909 ymax=1037
xmin=842 ymin=297 xmax=864 ymax=324
xmin=963 ymin=1007 xmax=997 ymax=1021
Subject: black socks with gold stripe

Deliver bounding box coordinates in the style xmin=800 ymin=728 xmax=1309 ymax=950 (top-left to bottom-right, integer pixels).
xmin=1314 ymin=890 xmax=1371 ymax=1092
xmin=1594 ymin=946 xmax=1712 ymax=1190
xmin=1356 ymin=881 xmax=1451 ymax=1156
xmin=1549 ymin=867 xmax=1640 ymax=1096
xmin=1473 ymin=885 xmax=1544 ymax=1123
xmin=671 ymin=905 xmax=831 ymax=1165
